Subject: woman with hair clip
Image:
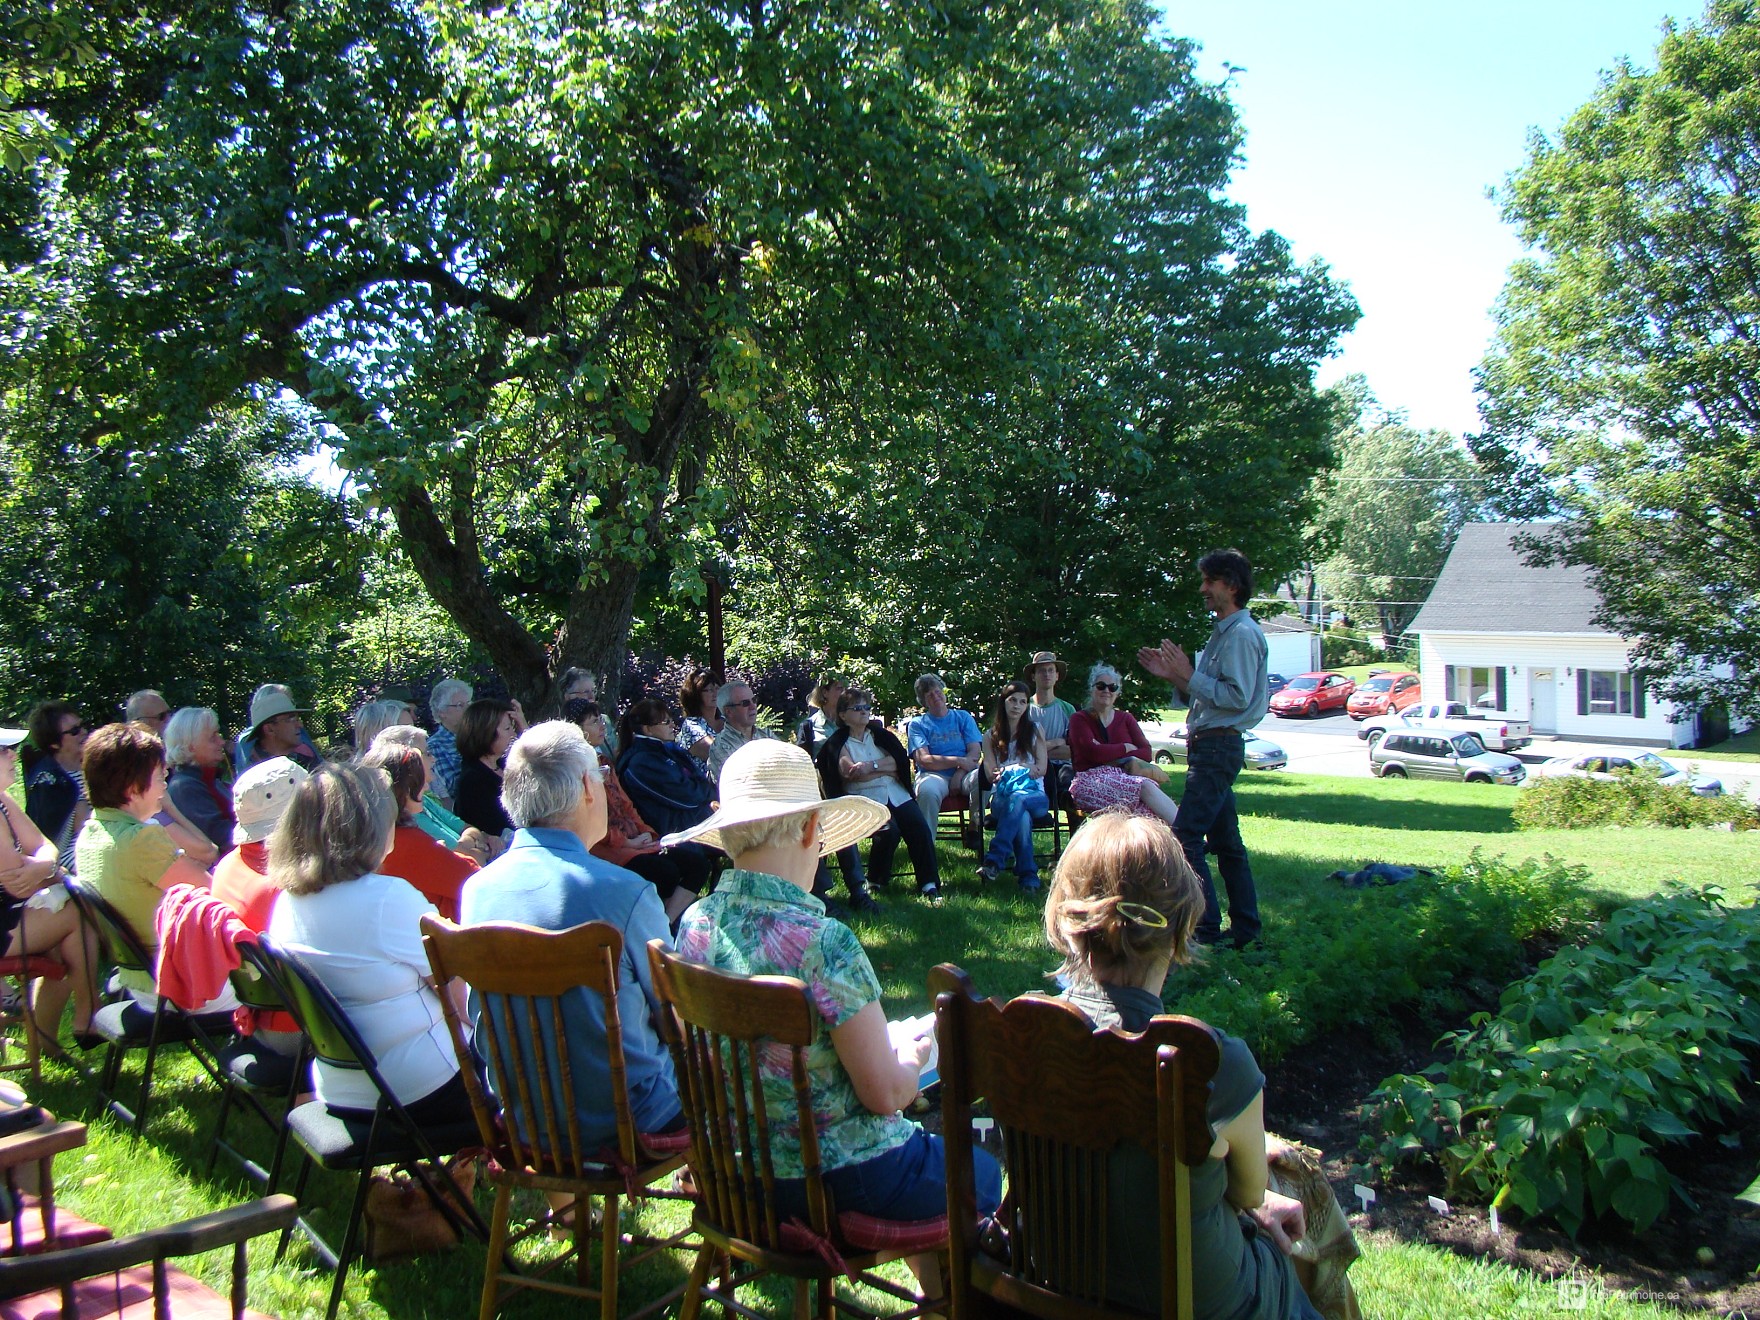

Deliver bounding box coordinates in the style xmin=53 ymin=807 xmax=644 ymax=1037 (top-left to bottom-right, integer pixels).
xmin=977 ymin=681 xmax=1049 ymax=893
xmin=1039 ymin=811 xmax=1351 ymax=1320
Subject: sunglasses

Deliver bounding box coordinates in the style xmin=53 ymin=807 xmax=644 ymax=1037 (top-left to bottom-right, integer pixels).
xmin=1092 ymin=682 xmax=1118 ymax=693
xmin=726 ymin=698 xmax=756 ymax=709
xmin=63 ymin=722 xmax=89 ymax=737
xmin=849 ymin=704 xmax=872 ymax=713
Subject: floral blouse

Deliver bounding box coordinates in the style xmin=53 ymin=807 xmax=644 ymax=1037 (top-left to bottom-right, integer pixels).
xmin=674 ymin=869 xmax=915 ymax=1179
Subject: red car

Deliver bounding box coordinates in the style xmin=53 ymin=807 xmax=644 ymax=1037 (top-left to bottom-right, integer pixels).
xmin=1347 ymin=670 xmax=1422 ymax=720
xmin=1268 ymin=670 xmax=1356 ymax=718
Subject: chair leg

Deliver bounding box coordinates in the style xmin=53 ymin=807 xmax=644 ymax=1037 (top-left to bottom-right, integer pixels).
xmin=326 ymin=1159 xmax=377 ymax=1320
xmin=678 ymin=1244 xmax=714 ymax=1320
xmin=133 ymin=1003 xmax=171 ymax=1138
xmin=600 ymin=1191 xmax=620 ymax=1320
xmin=206 ymin=1084 xmax=237 ymax=1175
xmin=477 ymin=1185 xmax=513 ymax=1320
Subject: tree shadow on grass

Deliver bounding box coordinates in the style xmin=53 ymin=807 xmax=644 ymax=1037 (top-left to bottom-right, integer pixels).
xmin=1232 ymin=778 xmax=1522 ymax=835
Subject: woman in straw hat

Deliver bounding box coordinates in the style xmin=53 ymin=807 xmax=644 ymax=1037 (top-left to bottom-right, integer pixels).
xmin=664 ymin=741 xmax=1000 ymax=1234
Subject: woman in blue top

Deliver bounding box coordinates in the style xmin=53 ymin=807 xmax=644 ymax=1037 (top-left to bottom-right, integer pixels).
xmin=978 ymin=681 xmax=1049 ymax=893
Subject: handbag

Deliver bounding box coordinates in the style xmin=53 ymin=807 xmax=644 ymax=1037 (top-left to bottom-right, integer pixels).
xmin=361 ymin=1154 xmax=479 ymax=1263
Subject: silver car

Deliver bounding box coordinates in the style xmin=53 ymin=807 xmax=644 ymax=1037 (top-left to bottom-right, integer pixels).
xmin=1150 ymin=727 xmax=1289 ymax=771
xmin=1370 ymin=728 xmax=1525 ymax=785
xmin=1526 ymin=750 xmax=1722 ymax=796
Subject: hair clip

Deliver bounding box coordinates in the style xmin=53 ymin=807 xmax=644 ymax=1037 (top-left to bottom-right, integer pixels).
xmin=1117 ymin=901 xmax=1168 ymax=929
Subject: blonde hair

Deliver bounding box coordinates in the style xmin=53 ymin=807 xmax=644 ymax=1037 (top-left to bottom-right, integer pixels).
xmin=717 ymin=807 xmax=819 ymax=858
xmin=1044 ymin=812 xmax=1204 ymax=985
xmin=268 ymin=763 xmax=397 ymax=896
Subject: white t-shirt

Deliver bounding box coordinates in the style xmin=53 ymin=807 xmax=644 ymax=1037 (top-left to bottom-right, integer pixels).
xmin=268 ymin=871 xmax=459 ymax=1111
xmin=843 ymin=731 xmax=911 ymax=808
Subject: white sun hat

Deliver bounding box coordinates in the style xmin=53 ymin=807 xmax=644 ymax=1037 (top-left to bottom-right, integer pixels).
xmin=660 ymin=740 xmax=888 ymax=857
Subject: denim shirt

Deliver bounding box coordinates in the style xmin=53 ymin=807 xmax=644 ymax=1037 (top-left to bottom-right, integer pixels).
xmin=1186 ymin=609 xmax=1270 ymax=734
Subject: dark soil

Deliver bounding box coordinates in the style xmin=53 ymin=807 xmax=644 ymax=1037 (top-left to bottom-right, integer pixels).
xmin=1265 ymin=1010 xmax=1760 ymax=1315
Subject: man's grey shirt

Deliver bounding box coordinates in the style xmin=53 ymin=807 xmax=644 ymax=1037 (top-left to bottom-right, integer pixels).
xmin=1185 ymin=609 xmax=1269 ymax=733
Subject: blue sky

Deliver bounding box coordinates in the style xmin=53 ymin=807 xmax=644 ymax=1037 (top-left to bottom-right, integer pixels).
xmin=1162 ymin=2 xmax=1703 ymax=437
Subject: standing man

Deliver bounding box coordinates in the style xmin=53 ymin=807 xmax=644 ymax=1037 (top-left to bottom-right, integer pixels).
xmin=426 ymin=678 xmax=472 ymax=803
xmin=906 ymin=674 xmax=982 ymax=834
xmin=1022 ymin=652 xmax=1076 ymax=807
xmin=708 ymin=681 xmax=775 ymax=784
xmin=1138 ymin=548 xmax=1268 ymax=948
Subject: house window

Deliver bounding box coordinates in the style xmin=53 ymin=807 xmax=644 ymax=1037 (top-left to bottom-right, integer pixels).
xmin=1577 ymin=669 xmax=1647 ymax=718
xmin=1447 ymin=665 xmax=1506 ymax=709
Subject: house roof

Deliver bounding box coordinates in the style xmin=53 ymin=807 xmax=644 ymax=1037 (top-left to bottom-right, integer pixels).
xmin=1409 ymin=522 xmax=1615 ymax=637
xmin=1260 ymin=612 xmax=1313 ymax=635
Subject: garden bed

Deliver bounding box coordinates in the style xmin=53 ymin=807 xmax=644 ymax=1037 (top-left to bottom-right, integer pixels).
xmin=1267 ymin=1010 xmax=1760 ymax=1315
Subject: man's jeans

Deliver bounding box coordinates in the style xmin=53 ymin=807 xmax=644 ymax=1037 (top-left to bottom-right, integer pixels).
xmin=1174 ymin=730 xmax=1260 ymax=946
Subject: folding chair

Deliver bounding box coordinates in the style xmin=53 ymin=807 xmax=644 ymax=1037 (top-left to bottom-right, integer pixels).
xmin=929 ymin=964 xmax=1221 ymax=1320
xmin=60 ymin=877 xmax=235 ymax=1135
xmin=205 ymin=940 xmax=308 ymax=1193
xmin=0 ymin=955 xmax=66 ymax=1089
xmin=421 ymin=916 xmax=695 ymax=1320
xmin=648 ymin=940 xmax=946 ymax=1320
xmin=256 ymin=936 xmax=488 ymax=1320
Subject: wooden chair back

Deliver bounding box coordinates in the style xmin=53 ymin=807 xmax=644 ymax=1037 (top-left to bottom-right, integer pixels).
xmin=929 ymin=964 xmax=1221 ymax=1320
xmin=420 ymin=916 xmax=642 ymax=1177
xmin=645 ymin=940 xmax=830 ymax=1252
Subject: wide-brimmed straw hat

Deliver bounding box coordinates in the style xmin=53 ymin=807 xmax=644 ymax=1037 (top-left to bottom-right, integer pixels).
xmin=1021 ymin=651 xmax=1068 ymax=681
xmin=660 ymin=741 xmax=887 ymax=858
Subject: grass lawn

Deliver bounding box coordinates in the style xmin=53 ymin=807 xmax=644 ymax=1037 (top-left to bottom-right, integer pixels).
xmin=1685 ymin=727 xmax=1760 ymax=762
xmin=22 ymin=772 xmax=1754 ymax=1319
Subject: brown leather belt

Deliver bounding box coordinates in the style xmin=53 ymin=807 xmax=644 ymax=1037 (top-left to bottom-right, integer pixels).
xmin=1186 ymin=727 xmax=1244 ymax=741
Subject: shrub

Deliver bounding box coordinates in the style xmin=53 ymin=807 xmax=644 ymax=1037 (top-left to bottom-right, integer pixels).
xmin=1514 ymin=771 xmax=1757 ymax=831
xmin=1368 ymin=888 xmax=1760 ymax=1237
xmin=1168 ymin=852 xmax=1596 ymax=1065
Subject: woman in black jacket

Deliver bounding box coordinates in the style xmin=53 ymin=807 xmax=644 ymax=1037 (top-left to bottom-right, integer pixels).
xmin=615 ymin=699 xmax=717 ymax=839
xmin=816 ymin=689 xmax=941 ymax=900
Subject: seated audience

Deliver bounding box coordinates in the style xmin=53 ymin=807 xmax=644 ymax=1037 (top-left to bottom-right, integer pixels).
xmin=1068 ymin=663 xmax=1179 ymax=826
xmin=351 ymin=698 xmax=413 ymax=755
xmin=23 ymin=702 xmax=89 ymax=872
xmin=614 ymin=699 xmax=717 ymax=839
xmin=234 ymin=685 xmax=322 ymax=773
xmin=266 ymin=763 xmax=472 ymax=1124
xmin=979 ymin=681 xmax=1049 ymax=893
xmin=794 ymin=675 xmax=844 ymax=754
xmin=905 ymin=674 xmax=981 ymax=826
xmin=676 ymin=668 xmax=722 ymax=765
xmin=460 ymin=721 xmax=683 ymax=1150
xmin=670 ymin=740 xmax=999 ymax=1265
xmin=0 ymin=727 xmax=99 ymax=1049
xmin=74 ymin=723 xmax=221 ymax=1004
xmin=371 ymin=725 xmax=497 ymax=865
xmin=123 ymin=690 xmax=172 ymax=732
xmin=818 ymin=689 xmax=940 ymax=900
xmin=211 ymin=757 xmax=310 ymax=932
xmin=567 ymin=701 xmax=706 ymax=925
xmin=426 ymin=678 xmax=472 ymax=804
xmin=708 ymin=680 xmax=774 ymax=784
xmin=358 ymin=742 xmax=478 ymax=921
xmin=163 ymin=707 xmax=236 ymax=856
xmin=451 ymin=697 xmax=519 ymax=838
xmin=1040 ymin=811 xmax=1326 ymax=1319
xmin=1024 ymin=651 xmax=1077 ymax=806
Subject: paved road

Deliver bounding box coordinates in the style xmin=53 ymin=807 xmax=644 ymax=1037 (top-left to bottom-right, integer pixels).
xmin=1141 ymin=711 xmax=1760 ymax=800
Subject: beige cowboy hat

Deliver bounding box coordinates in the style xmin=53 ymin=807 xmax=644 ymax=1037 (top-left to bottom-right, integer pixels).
xmin=1021 ymin=651 xmax=1068 ymax=681
xmin=660 ymin=740 xmax=888 ymax=858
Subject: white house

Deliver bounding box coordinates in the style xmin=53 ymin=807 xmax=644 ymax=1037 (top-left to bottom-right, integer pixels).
xmin=1408 ymin=522 xmax=1718 ymax=749
xmin=1261 ymin=613 xmax=1321 ymax=681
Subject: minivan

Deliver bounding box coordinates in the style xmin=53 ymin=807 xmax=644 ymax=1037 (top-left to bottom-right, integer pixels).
xmin=1370 ymin=728 xmax=1525 ymax=785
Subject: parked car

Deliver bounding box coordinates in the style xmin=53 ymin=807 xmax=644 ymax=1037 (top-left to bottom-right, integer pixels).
xmin=1358 ymin=701 xmax=1533 ymax=752
xmin=1346 ymin=670 xmax=1421 ymax=720
xmin=1370 ymin=728 xmax=1525 ymax=785
xmin=1525 ymin=750 xmax=1722 ymax=797
xmin=1149 ymin=727 xmax=1288 ymax=771
xmin=1267 ymin=671 xmax=1355 ymax=718
xmin=1266 ymin=673 xmax=1289 ymax=698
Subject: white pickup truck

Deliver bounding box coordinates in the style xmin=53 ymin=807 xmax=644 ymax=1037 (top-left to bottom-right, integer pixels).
xmin=1358 ymin=701 xmax=1534 ymax=752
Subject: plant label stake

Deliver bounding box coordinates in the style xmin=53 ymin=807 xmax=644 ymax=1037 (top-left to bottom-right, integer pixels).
xmin=1427 ymin=1195 xmax=1450 ymax=1216
xmin=972 ymin=1118 xmax=995 ymax=1144
xmin=1488 ymin=1205 xmax=1500 ymax=1235
xmin=1353 ymin=1184 xmax=1375 ymax=1214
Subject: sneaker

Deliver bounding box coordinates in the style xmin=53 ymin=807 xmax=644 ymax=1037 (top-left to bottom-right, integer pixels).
xmin=849 ymin=889 xmax=882 ymax=916
xmin=977 ymin=861 xmax=999 ymax=885
xmin=917 ymin=881 xmax=942 ymax=903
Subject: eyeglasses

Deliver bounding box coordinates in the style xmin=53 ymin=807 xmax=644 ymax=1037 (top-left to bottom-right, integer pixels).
xmin=726 ymin=698 xmax=756 ymax=709
xmin=1092 ymin=682 xmax=1118 ymax=693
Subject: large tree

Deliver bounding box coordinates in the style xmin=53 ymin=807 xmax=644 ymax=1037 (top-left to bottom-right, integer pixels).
xmin=8 ymin=0 xmax=1352 ymax=710
xmin=1474 ymin=0 xmax=1760 ymax=720
xmin=1311 ymin=376 xmax=1484 ymax=645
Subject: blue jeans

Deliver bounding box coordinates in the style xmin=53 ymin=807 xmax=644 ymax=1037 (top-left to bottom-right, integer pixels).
xmin=984 ymin=786 xmax=1048 ymax=882
xmin=773 ymin=1126 xmax=1002 ymax=1222
xmin=1174 ymin=731 xmax=1260 ymax=946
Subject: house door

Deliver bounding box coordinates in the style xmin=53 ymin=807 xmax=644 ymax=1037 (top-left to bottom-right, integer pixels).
xmin=1531 ymin=669 xmax=1556 ymax=733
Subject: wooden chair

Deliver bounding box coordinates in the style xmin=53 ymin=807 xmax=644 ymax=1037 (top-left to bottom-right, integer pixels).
xmin=0 ymin=1117 xmax=107 ymax=1259
xmin=929 ymin=964 xmax=1221 ymax=1320
xmin=419 ymin=916 xmax=695 ymax=1320
xmin=647 ymin=941 xmax=947 ymax=1320
xmin=0 ymin=956 xmax=67 ymax=1089
xmin=60 ymin=877 xmax=235 ymax=1136
xmin=256 ymin=936 xmax=488 ymax=1320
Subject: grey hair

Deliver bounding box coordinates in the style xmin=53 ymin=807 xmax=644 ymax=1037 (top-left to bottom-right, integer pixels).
xmin=914 ymin=673 xmax=945 ymax=703
xmin=162 ymin=707 xmax=218 ymax=766
xmin=373 ymin=724 xmax=430 ymax=752
xmin=352 ymin=699 xmax=407 ymax=753
xmin=501 ymin=720 xmax=601 ymax=829
xmin=124 ymin=689 xmax=167 ymax=721
xmin=715 ymin=681 xmax=752 ymax=714
xmin=429 ymin=678 xmax=472 ymax=719
xmin=1087 ymin=662 xmax=1122 ymax=691
xmin=268 ymin=763 xmax=397 ymax=895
